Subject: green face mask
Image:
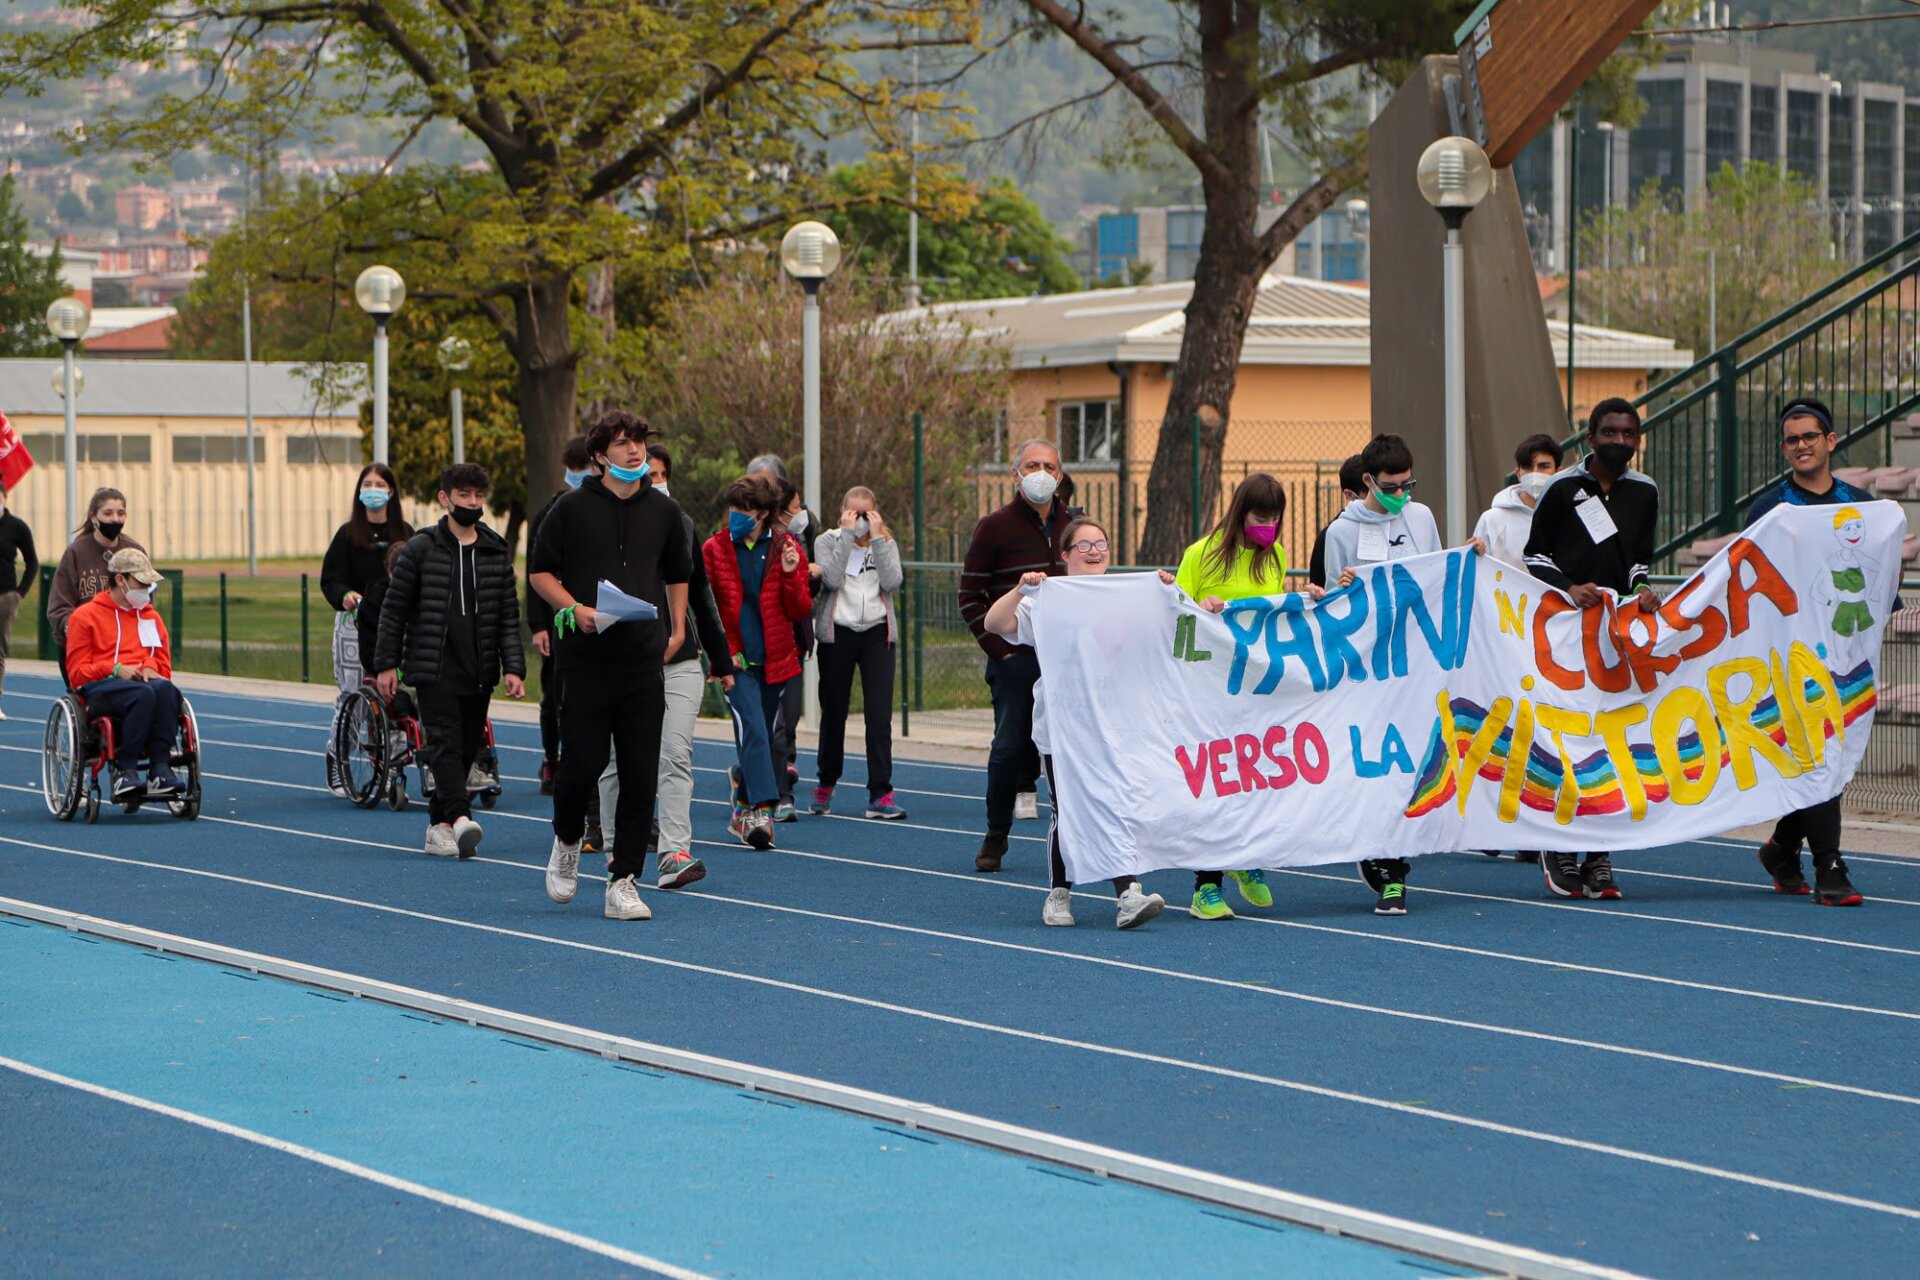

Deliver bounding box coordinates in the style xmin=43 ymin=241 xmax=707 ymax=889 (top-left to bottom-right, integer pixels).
xmin=1374 ymin=486 xmax=1410 ymax=515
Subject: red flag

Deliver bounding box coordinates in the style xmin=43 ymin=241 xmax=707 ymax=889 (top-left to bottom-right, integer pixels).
xmin=0 ymin=409 xmax=32 ymax=492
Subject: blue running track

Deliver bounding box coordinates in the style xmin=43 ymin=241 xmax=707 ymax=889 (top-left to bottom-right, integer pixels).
xmin=1 ymin=669 xmax=1916 ymax=1278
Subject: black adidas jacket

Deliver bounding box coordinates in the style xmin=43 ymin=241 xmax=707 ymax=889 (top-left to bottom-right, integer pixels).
xmin=1522 ymin=456 xmax=1659 ymax=595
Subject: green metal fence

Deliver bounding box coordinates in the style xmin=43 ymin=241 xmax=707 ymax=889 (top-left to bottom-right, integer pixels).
xmin=1630 ymin=227 xmax=1920 ymax=565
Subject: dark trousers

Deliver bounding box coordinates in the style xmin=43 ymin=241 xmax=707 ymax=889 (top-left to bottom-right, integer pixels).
xmin=773 ymin=662 xmax=804 ymax=798
xmin=415 ymin=682 xmax=488 ymax=827
xmin=554 ymin=667 xmax=665 ymax=882
xmin=538 ymin=652 xmax=561 ymax=763
xmin=816 ymin=625 xmax=894 ymax=798
xmin=984 ymin=649 xmax=1041 ymax=833
xmin=1769 ymin=796 xmax=1844 ymax=868
xmin=1043 ymin=757 xmax=1129 ymax=895
xmin=80 ymin=678 xmax=181 ymax=770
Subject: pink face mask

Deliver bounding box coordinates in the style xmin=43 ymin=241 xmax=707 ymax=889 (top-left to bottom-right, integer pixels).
xmin=1244 ymin=524 xmax=1279 ymax=549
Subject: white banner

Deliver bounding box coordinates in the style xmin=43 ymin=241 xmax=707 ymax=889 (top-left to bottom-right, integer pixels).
xmin=1035 ymin=504 xmax=1905 ymax=882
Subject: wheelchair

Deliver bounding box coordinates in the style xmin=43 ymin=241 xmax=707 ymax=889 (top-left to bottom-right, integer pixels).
xmin=329 ymin=682 xmax=501 ymax=812
xmin=41 ymin=688 xmax=203 ymax=823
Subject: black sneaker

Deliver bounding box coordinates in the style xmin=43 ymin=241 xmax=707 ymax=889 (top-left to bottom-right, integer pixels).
xmin=1373 ymin=877 xmax=1408 ymax=916
xmin=146 ymin=769 xmax=184 ymax=798
xmin=975 ymin=830 xmax=1009 ymax=873
xmin=1357 ymin=860 xmax=1389 ymax=895
xmin=1542 ymin=853 xmax=1586 ymax=899
xmin=580 ymin=820 xmax=603 ymax=855
xmin=1813 ymin=858 xmax=1864 ymax=907
xmin=1515 ymin=851 xmax=1541 ymax=863
xmin=1581 ymin=853 xmax=1622 ymax=900
xmin=1757 ymin=840 xmax=1810 ymax=895
xmin=110 ymin=766 xmax=143 ymax=800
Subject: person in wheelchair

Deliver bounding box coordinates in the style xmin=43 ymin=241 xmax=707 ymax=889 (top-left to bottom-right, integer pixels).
xmin=64 ymin=548 xmax=185 ymax=801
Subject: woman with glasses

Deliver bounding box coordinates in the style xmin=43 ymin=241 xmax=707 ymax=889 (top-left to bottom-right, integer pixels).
xmin=984 ymin=517 xmax=1168 ymax=930
xmin=1172 ymin=472 xmax=1325 ymax=921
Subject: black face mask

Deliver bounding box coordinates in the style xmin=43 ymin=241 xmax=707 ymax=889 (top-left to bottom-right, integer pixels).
xmin=449 ymin=505 xmax=482 ymax=528
xmin=96 ymin=520 xmax=124 ymax=541
xmin=1593 ymin=443 xmax=1636 ymax=475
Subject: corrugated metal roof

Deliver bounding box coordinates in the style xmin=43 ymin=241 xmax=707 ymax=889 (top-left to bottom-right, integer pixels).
xmin=0 ymin=358 xmax=364 ymax=419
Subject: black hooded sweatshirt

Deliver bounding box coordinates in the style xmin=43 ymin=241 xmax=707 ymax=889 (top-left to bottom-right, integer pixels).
xmin=529 ymin=474 xmax=691 ymax=673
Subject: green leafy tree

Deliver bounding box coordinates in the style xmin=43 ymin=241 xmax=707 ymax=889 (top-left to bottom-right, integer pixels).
xmin=4 ymin=0 xmax=977 ymax=511
xmin=825 ymin=161 xmax=1080 ymax=300
xmin=0 ymin=174 xmax=66 ymax=357
xmin=1004 ymin=0 xmax=1666 ymax=559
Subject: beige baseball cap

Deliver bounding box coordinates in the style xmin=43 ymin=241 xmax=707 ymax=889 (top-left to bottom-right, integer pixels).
xmin=106 ymin=548 xmax=162 ymax=585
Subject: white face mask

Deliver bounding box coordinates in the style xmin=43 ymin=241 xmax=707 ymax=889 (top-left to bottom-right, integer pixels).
xmin=1518 ymin=471 xmax=1554 ymax=501
xmin=652 ymin=481 xmax=669 ymax=497
xmin=853 ymin=515 xmax=871 ymax=539
xmin=786 ymin=509 xmax=809 ymax=537
xmin=1019 ymin=471 xmax=1059 ymax=505
xmin=125 ymin=585 xmax=153 ymax=608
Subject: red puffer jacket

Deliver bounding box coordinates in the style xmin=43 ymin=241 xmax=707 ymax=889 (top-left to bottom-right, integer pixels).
xmin=702 ymin=526 xmax=813 ymax=684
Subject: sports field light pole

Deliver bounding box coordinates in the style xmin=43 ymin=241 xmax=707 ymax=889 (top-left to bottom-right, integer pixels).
xmin=780 ymin=220 xmax=842 ymax=731
xmin=1416 ymin=136 xmax=1493 ymax=547
xmin=354 ymin=265 xmax=406 ymax=465
xmin=438 ymin=336 xmax=472 ymax=463
xmin=45 ymin=297 xmax=91 ymax=538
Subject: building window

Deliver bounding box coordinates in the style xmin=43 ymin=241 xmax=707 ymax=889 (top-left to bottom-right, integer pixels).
xmin=1095 ymin=213 xmax=1138 ymax=282
xmin=1629 ymin=80 xmax=1683 ymax=196
xmin=287 ymin=434 xmax=362 ymax=466
xmin=1750 ymin=86 xmax=1778 ymax=166
xmin=1905 ymin=104 xmax=1920 ymax=237
xmin=1829 ymin=93 xmax=1854 ymax=201
xmin=1864 ymin=98 xmax=1898 ymax=254
xmin=173 ymin=435 xmax=244 ymax=464
xmin=1166 ymin=208 xmax=1204 ymax=283
xmin=19 ymin=433 xmax=150 ymax=464
xmin=1706 ymin=80 xmax=1742 ymax=176
xmin=1786 ymin=89 xmax=1821 ymax=183
xmin=1055 ymin=400 xmax=1119 ymax=463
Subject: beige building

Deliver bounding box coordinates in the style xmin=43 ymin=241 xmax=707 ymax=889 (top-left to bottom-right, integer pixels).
xmin=897 ymin=274 xmax=1691 ymax=556
xmin=0 ymin=359 xmax=385 ymax=562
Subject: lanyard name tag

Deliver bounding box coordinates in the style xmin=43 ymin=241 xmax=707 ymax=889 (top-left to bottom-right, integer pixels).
xmin=1575 ymin=493 xmax=1619 ymax=544
xmin=137 ymin=617 xmax=162 ymax=649
xmin=1355 ymin=524 xmax=1390 ymax=562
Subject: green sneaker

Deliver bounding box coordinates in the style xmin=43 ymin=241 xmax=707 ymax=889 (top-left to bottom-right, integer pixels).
xmin=1190 ymin=883 xmax=1235 ymax=921
xmin=1227 ymin=869 xmax=1272 ymax=909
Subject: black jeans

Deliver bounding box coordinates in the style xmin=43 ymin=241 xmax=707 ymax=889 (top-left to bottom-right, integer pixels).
xmin=554 ymin=667 xmax=665 ymax=883
xmin=1043 ymin=757 xmax=1129 ymax=894
xmin=80 ymin=677 xmax=181 ymax=771
xmin=816 ymin=625 xmax=894 ymax=798
xmin=984 ymin=649 xmax=1041 ymax=833
xmin=538 ymin=651 xmax=560 ymax=764
xmin=1769 ymin=796 xmax=1844 ymax=868
xmin=415 ymin=682 xmax=488 ymax=826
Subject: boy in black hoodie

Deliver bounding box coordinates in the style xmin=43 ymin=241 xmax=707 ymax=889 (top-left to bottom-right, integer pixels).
xmin=529 ymin=412 xmax=690 ymax=921
xmin=375 ymin=463 xmax=527 ymax=860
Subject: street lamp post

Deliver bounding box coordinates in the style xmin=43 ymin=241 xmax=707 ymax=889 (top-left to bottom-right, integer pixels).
xmin=44 ymin=297 xmax=91 ymax=538
xmin=1416 ymin=136 xmax=1494 ymax=548
xmin=780 ymin=220 xmax=842 ymax=731
xmin=353 ymin=266 xmax=406 ymax=465
xmin=437 ymin=336 xmax=473 ymax=464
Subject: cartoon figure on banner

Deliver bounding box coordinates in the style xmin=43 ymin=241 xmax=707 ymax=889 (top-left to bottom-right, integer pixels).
xmin=1814 ymin=507 xmax=1879 ymax=671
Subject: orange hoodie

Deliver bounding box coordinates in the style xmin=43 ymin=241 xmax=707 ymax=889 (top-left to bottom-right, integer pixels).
xmin=66 ymin=590 xmax=173 ymax=685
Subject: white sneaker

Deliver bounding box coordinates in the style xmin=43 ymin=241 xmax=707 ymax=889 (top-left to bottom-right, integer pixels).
xmin=466 ymin=764 xmax=497 ymax=791
xmin=1115 ymin=882 xmax=1165 ymax=930
xmin=424 ymin=824 xmax=459 ymax=857
xmin=1043 ymin=886 xmax=1075 ymax=927
xmin=452 ymin=816 xmax=483 ymax=859
xmin=605 ymin=874 xmax=651 ymax=920
xmin=1014 ymin=791 xmax=1040 ymax=821
xmin=0 ymin=706 xmax=9 ymax=721
xmin=546 ymin=836 xmax=581 ymax=903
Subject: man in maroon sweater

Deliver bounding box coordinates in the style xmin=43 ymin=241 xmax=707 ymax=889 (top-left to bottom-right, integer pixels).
xmin=957 ymin=438 xmax=1072 ymax=871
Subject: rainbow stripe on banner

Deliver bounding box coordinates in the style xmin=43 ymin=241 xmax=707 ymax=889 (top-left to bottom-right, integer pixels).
xmin=1403 ymin=661 xmax=1877 ymax=820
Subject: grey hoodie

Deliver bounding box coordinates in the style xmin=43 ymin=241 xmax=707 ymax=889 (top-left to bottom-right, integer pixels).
xmin=1320 ymin=499 xmax=1442 ymax=583
xmin=1471 ymin=484 xmax=1537 ymax=571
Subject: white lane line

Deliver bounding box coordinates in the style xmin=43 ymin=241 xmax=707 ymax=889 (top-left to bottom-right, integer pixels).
xmin=2 ymin=836 xmax=1917 ymax=1227
xmin=0 ymin=1054 xmax=711 ymax=1279
xmin=1612 ymin=864 xmax=1920 ymax=908
xmin=1269 ymin=869 xmax=1920 ymax=960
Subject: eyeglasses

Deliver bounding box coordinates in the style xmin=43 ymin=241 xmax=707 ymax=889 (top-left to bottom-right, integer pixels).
xmin=1781 ymin=430 xmax=1831 ymax=449
xmin=1372 ymin=478 xmax=1417 ymax=495
xmin=1068 ymin=539 xmax=1109 ymax=555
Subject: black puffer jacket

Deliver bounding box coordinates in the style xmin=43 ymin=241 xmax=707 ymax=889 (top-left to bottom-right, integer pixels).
xmin=373 ymin=518 xmax=526 ymax=689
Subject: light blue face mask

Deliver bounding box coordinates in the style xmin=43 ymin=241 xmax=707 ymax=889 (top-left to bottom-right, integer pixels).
xmin=359 ymin=487 xmax=390 ymax=511
xmin=728 ymin=511 xmax=758 ymax=542
xmin=606 ymin=459 xmax=649 ymax=484
xmin=563 ymin=469 xmax=589 ymax=490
